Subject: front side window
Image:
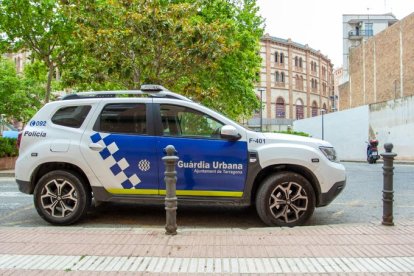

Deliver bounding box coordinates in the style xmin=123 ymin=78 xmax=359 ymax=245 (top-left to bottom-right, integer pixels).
xmin=160 ymin=105 xmax=224 ymax=139
xmin=52 ymin=105 xmax=91 ymax=128
xmin=97 ymin=103 xmax=147 ymax=134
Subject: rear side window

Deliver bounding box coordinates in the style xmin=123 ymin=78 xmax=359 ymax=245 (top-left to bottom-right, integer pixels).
xmin=96 ymin=103 xmax=147 ymax=134
xmin=51 ymin=105 xmax=91 ymax=128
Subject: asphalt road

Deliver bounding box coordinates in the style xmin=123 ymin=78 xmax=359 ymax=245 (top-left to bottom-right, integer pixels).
xmin=0 ymin=162 xmax=413 ymax=228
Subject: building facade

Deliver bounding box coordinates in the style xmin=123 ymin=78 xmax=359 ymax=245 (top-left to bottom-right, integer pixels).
xmin=339 ymin=12 xmax=414 ymax=110
xmin=341 ymin=13 xmax=397 ymax=84
xmin=333 ymin=67 xmax=343 ymax=111
xmin=249 ymin=34 xmax=334 ymax=131
xmin=3 ymin=51 xmax=31 ymax=74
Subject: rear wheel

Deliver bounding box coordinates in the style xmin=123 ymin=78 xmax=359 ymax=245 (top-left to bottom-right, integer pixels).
xmin=256 ymin=172 xmax=315 ymax=227
xmin=34 ymin=170 xmax=91 ymax=225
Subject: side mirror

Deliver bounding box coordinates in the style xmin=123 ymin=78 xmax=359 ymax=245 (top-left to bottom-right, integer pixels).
xmin=220 ymin=125 xmax=241 ymax=141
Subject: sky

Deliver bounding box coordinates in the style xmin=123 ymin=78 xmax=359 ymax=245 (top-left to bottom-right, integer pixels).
xmin=256 ymin=0 xmax=414 ymax=68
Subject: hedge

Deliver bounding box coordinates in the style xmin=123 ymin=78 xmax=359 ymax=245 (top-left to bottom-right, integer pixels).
xmin=274 ymin=130 xmax=310 ymax=137
xmin=0 ymin=137 xmax=18 ymax=157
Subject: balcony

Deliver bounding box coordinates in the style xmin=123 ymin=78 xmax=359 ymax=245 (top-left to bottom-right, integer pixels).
xmin=348 ymin=30 xmax=373 ymax=39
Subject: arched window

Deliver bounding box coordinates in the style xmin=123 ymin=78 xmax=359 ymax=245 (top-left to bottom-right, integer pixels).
xmin=275 ymin=51 xmax=278 ymax=63
xmin=300 ymin=76 xmax=304 ymax=90
xmin=311 ymin=101 xmax=318 ymax=117
xmin=295 ymin=75 xmax=300 ymax=90
xmin=280 ymin=53 xmax=284 ymax=64
xmin=276 ymin=97 xmax=285 ymax=118
xmin=281 ymin=72 xmax=285 ymax=83
xmin=275 ymin=71 xmax=279 ymax=82
xmin=295 ymin=99 xmax=304 ymax=120
xmin=299 ymin=57 xmax=303 ymax=68
xmin=311 ymin=61 xmax=317 ymax=72
xmin=323 ymin=82 xmax=327 ymax=94
xmin=294 ymin=56 xmax=298 ymax=67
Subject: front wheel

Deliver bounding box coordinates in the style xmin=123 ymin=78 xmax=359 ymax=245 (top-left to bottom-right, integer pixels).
xmin=34 ymin=170 xmax=91 ymax=225
xmin=255 ymin=172 xmax=315 ymax=227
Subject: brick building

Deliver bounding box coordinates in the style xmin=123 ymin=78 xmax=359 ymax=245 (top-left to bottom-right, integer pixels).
xmin=339 ymin=12 xmax=414 ymax=110
xmin=249 ymin=34 xmax=334 ymax=131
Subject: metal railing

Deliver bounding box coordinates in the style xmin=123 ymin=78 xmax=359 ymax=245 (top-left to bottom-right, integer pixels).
xmin=348 ymin=30 xmax=373 ymax=37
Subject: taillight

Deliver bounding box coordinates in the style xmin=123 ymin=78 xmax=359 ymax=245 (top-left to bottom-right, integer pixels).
xmin=17 ymin=131 xmax=22 ymax=149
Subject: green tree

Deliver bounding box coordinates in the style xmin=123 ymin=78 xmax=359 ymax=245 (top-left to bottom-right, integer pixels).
xmin=64 ymin=0 xmax=263 ymax=119
xmin=0 ymin=0 xmax=75 ymax=103
xmin=0 ymin=57 xmax=22 ymax=118
xmin=20 ymin=60 xmax=47 ymax=120
xmin=194 ymin=0 xmax=263 ymax=119
xmin=0 ymin=57 xmax=44 ymax=122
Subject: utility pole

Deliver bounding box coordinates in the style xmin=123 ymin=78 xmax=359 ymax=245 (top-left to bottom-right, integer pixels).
xmin=258 ymin=88 xmax=265 ymax=132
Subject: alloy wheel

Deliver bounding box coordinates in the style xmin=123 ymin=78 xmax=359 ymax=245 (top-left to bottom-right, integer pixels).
xmin=40 ymin=178 xmax=78 ymax=218
xmin=268 ymin=181 xmax=309 ymax=223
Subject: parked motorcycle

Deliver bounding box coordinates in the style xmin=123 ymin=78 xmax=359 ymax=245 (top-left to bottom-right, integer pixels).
xmin=367 ymin=139 xmax=380 ymax=164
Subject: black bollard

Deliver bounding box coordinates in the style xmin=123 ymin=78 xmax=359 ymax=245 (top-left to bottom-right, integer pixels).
xmin=380 ymin=143 xmax=397 ymax=226
xmin=162 ymin=145 xmax=179 ymax=235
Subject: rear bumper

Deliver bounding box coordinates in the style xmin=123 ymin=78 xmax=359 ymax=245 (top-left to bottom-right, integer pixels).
xmin=318 ymin=180 xmax=346 ymax=207
xmin=16 ymin=179 xmax=34 ymax=194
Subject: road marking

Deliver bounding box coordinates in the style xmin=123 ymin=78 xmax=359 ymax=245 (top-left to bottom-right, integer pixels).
xmin=0 ymin=192 xmax=31 ymax=198
xmin=0 ymin=178 xmax=16 ymax=182
xmin=0 ymin=204 xmax=33 ymax=221
xmin=0 ymin=255 xmax=413 ymax=273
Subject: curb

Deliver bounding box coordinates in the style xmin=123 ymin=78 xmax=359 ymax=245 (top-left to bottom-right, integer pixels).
xmin=0 ymin=171 xmax=14 ymax=178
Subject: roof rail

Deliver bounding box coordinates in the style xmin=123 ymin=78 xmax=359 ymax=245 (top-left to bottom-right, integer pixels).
xmin=61 ymin=84 xmax=192 ymax=102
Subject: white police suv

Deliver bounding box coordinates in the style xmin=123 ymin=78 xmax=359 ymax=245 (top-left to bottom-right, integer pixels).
xmin=16 ymin=85 xmax=346 ymax=227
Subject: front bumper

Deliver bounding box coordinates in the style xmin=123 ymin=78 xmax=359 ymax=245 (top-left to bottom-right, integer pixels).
xmin=318 ymin=180 xmax=346 ymax=207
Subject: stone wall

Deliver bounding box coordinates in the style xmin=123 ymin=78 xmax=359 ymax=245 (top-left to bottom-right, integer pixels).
xmin=294 ymin=95 xmax=414 ymax=161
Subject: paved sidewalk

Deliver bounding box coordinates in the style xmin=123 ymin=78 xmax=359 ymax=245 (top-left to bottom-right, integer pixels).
xmin=0 ymin=221 xmax=414 ymax=275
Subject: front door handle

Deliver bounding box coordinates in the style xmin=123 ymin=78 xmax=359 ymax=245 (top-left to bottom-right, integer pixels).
xmin=89 ymin=143 xmax=104 ymax=151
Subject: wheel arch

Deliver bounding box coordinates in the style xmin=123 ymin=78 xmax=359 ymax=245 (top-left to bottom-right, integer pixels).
xmin=30 ymin=162 xmax=91 ymax=194
xmin=250 ymin=164 xmax=322 ymax=206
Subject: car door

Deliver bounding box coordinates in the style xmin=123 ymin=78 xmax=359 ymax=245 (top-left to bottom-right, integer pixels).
xmin=81 ymin=100 xmax=159 ymax=195
xmin=156 ymin=103 xmax=248 ymax=198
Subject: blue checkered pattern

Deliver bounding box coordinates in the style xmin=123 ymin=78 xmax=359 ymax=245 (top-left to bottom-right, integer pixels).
xmin=91 ymin=133 xmax=141 ymax=189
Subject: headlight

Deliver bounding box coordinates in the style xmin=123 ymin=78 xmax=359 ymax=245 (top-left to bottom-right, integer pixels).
xmin=319 ymin=146 xmax=338 ymax=162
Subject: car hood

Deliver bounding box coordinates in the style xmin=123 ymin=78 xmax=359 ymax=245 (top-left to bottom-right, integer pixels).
xmin=261 ymin=132 xmax=333 ymax=148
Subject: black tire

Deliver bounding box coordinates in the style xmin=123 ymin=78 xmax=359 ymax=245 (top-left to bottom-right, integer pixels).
xmin=255 ymin=172 xmax=316 ymax=227
xmin=34 ymin=170 xmax=91 ymax=225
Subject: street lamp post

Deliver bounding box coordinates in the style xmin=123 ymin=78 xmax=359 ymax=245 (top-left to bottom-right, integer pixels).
xmin=321 ymin=109 xmax=326 ymax=140
xmin=258 ymin=88 xmax=265 ymax=132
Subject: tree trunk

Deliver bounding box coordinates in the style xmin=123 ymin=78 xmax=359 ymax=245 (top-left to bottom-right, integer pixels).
xmin=45 ymin=63 xmax=54 ymax=103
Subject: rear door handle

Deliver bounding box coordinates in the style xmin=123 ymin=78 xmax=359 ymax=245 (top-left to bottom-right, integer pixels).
xmin=89 ymin=143 xmax=104 ymax=151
